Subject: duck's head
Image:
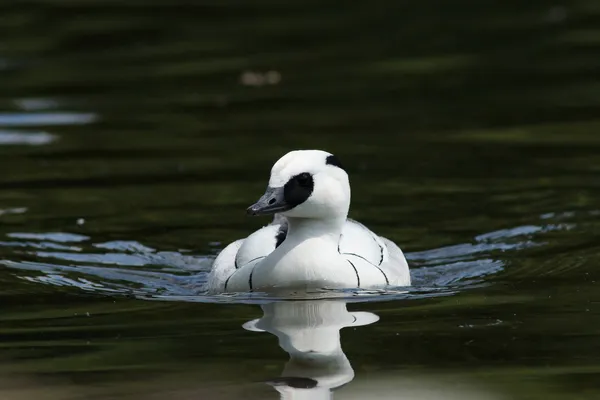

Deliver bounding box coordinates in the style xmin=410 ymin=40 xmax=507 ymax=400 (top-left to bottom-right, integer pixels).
xmin=247 ymin=150 xmax=350 ymax=219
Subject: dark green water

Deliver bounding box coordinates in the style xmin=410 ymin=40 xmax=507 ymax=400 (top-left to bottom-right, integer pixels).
xmin=1 ymin=1 xmax=600 ymax=399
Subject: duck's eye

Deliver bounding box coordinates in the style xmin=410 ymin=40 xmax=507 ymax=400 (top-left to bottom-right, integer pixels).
xmin=283 ymin=172 xmax=314 ymax=207
xmin=295 ymin=173 xmax=311 ymax=187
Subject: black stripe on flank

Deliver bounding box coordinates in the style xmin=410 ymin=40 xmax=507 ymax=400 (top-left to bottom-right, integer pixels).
xmin=226 ymin=256 xmax=264 ymax=292
xmin=369 ymin=234 xmax=385 ymax=266
xmin=237 ymin=256 xmax=265 ymax=269
xmin=343 ymin=252 xmax=389 ymax=285
xmin=342 ymin=252 xmax=371 ymax=264
xmin=374 ymin=265 xmax=389 ymax=285
xmin=246 ymin=257 xmax=264 ymax=291
xmin=345 ymin=218 xmax=385 ymax=266
xmin=224 ymin=275 xmax=232 ymax=291
xmin=248 ymin=266 xmax=256 ymax=291
xmin=347 ymin=260 xmax=360 ymax=288
xmin=246 ymin=256 xmax=265 ymax=264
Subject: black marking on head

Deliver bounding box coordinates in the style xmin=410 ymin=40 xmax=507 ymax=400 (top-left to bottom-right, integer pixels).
xmin=283 ymin=172 xmax=314 ymax=208
xmin=347 ymin=260 xmax=360 ymax=288
xmin=326 ymin=154 xmax=345 ymax=171
xmin=275 ymin=223 xmax=288 ymax=248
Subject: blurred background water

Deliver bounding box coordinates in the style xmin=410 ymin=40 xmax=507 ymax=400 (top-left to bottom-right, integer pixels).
xmin=1 ymin=1 xmax=600 ymax=399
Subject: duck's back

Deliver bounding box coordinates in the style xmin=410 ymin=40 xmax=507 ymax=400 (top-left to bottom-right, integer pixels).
xmin=339 ymin=219 xmax=410 ymax=286
xmin=207 ymin=216 xmax=410 ymax=293
xmin=205 ymin=220 xmax=283 ymax=293
xmin=338 ymin=219 xmax=386 ymax=266
xmin=235 ymin=223 xmax=286 ymax=267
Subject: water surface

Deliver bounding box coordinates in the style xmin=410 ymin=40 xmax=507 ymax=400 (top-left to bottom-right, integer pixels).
xmin=1 ymin=1 xmax=600 ymax=399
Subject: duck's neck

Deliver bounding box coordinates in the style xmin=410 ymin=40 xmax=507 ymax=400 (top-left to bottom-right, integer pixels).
xmin=285 ymin=216 xmax=346 ymax=246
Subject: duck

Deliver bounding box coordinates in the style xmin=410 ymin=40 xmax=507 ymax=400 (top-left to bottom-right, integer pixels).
xmin=205 ymin=149 xmax=410 ymax=293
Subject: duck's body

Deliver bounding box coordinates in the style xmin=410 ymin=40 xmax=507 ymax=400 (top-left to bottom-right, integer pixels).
xmin=205 ymin=150 xmax=411 ymax=294
xmin=207 ymin=216 xmax=409 ymax=293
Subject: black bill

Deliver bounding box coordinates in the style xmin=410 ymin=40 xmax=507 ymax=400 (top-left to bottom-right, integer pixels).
xmin=247 ymin=186 xmax=292 ymax=216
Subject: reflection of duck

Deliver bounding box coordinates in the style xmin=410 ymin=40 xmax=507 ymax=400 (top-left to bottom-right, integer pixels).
xmin=243 ymin=300 xmax=379 ymax=400
xmin=207 ymin=150 xmax=410 ymax=294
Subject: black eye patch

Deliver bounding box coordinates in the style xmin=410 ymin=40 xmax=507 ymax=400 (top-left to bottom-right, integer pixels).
xmin=284 ymin=172 xmax=314 ymax=207
xmin=295 ymin=172 xmax=312 ymax=187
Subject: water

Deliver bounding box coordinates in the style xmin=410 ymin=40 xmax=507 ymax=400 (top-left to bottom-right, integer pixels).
xmin=1 ymin=1 xmax=600 ymax=398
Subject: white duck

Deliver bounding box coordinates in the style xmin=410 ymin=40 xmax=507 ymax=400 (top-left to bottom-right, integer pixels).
xmin=205 ymin=150 xmax=410 ymax=293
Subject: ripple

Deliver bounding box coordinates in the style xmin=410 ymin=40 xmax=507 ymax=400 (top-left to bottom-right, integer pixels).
xmin=0 ymin=214 xmax=579 ymax=304
xmin=0 ymin=112 xmax=97 ymax=127
xmin=13 ymin=98 xmax=60 ymax=111
xmin=474 ymin=223 xmax=574 ymax=242
xmin=0 ymin=241 xmax=82 ymax=251
xmin=408 ymin=222 xmax=573 ymax=267
xmin=7 ymin=232 xmax=90 ymax=243
xmin=0 ymin=130 xmax=57 ymax=145
xmin=94 ymin=240 xmax=156 ymax=253
xmin=0 ymin=207 xmax=27 ymax=217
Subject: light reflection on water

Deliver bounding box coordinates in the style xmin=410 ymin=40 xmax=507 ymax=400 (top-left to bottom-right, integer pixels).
xmin=0 ymin=130 xmax=57 ymax=145
xmin=0 ymin=112 xmax=97 ymax=127
xmin=13 ymin=98 xmax=61 ymax=111
xmin=0 ymin=92 xmax=97 ymax=149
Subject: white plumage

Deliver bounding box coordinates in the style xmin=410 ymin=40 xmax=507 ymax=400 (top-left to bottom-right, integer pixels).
xmin=205 ymin=150 xmax=410 ymax=293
